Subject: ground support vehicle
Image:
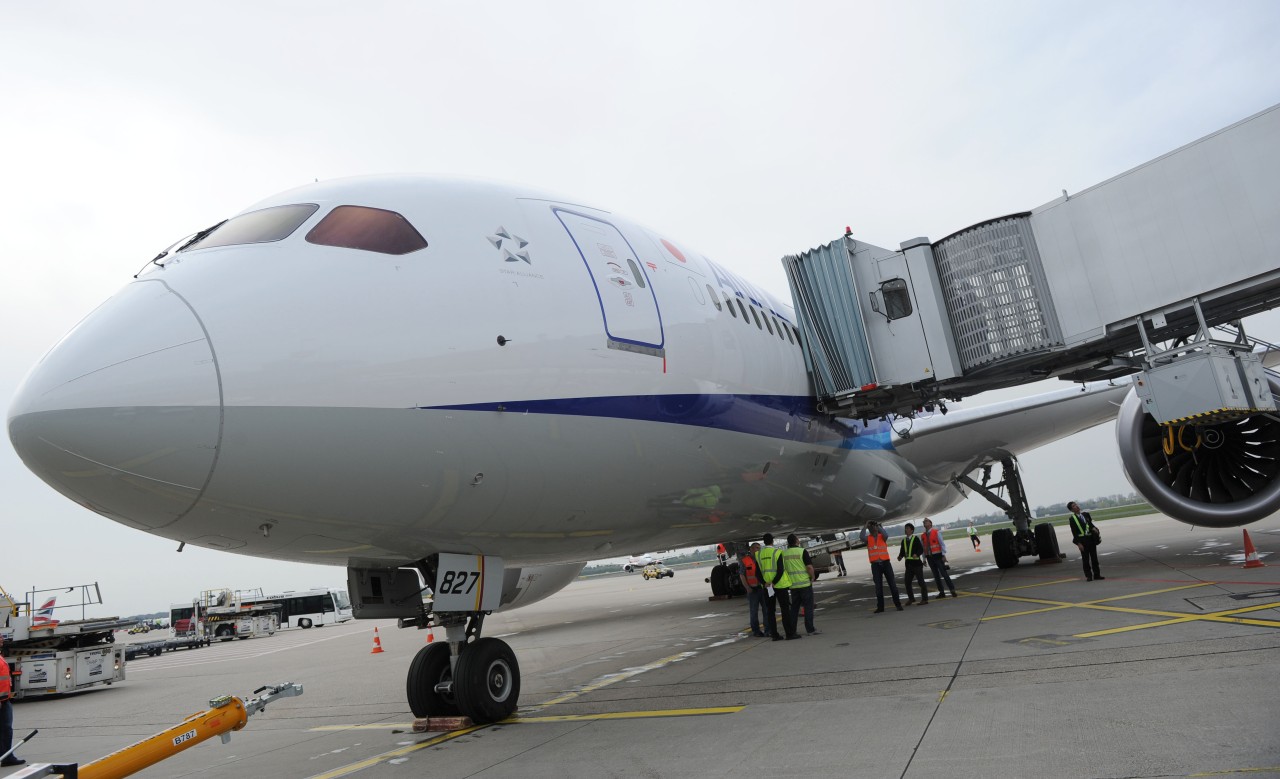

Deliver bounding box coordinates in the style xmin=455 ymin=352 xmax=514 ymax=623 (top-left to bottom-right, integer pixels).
xmin=641 ymin=564 xmax=675 ymax=580
xmin=0 ymin=583 xmax=130 ymax=699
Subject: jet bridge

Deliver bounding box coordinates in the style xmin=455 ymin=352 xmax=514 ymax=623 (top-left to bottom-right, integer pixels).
xmin=785 ymin=102 xmax=1280 ymax=424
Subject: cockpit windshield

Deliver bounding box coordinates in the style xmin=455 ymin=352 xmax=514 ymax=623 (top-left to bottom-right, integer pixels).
xmin=180 ymin=203 xmax=319 ymax=252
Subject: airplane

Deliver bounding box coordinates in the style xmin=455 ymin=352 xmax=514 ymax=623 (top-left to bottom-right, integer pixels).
xmin=622 ymin=555 xmax=663 ymax=573
xmin=7 ymin=172 xmax=1278 ymax=725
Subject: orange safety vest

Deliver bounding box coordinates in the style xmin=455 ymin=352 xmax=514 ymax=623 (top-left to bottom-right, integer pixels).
xmin=0 ymin=654 xmax=11 ymax=700
xmin=741 ymin=554 xmax=761 ymax=588
xmin=867 ymin=533 xmax=890 ymax=562
xmin=922 ymin=527 xmax=942 ymax=555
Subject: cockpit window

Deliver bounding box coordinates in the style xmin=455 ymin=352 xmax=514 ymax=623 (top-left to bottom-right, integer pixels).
xmin=181 ymin=204 xmax=319 ymax=252
xmin=305 ymin=205 xmax=428 ymax=255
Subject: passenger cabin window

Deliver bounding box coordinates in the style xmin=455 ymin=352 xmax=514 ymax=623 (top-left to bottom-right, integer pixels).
xmin=306 ymin=205 xmax=428 ymax=255
xmin=181 ymin=203 xmax=319 ymax=252
xmin=736 ymin=298 xmax=750 ymax=324
xmin=749 ymin=305 xmax=763 ymax=330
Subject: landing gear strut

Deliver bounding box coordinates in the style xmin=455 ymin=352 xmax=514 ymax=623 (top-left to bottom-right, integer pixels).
xmin=403 ymin=558 xmax=521 ymax=724
xmin=956 ymin=457 xmax=1062 ymax=569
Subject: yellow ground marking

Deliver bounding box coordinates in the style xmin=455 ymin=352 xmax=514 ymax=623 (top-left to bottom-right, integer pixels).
xmin=308 ymin=706 xmax=744 ymax=732
xmin=510 ymin=706 xmax=743 ymax=723
xmin=980 ymin=583 xmax=1213 ymax=621
xmin=963 ymin=583 xmax=1280 ymax=634
xmin=305 ymin=724 xmax=487 ymax=779
xmin=1190 ymin=767 xmax=1280 ymax=776
xmin=1076 ymin=600 xmax=1280 ymax=638
xmin=305 ymin=707 xmax=743 ymax=777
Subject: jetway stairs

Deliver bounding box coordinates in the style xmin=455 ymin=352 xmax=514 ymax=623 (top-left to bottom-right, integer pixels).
xmin=784 ymin=103 xmax=1280 ymax=426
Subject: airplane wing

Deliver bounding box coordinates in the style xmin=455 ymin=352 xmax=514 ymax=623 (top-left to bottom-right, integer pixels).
xmin=891 ymin=379 xmax=1132 ymax=485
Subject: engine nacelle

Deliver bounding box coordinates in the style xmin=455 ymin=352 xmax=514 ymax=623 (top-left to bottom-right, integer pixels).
xmin=1116 ymin=377 xmax=1280 ymax=528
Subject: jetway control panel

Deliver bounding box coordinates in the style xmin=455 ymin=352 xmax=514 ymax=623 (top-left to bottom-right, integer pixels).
xmin=785 ymin=103 xmax=1280 ymax=423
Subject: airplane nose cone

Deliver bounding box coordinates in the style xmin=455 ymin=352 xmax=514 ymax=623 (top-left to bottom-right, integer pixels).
xmin=7 ymin=280 xmax=221 ymax=529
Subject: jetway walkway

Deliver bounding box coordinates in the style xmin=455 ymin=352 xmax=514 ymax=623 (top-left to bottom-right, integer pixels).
xmin=785 ymin=103 xmax=1280 ymax=423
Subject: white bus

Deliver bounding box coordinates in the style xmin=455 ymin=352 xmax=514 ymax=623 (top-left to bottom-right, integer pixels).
xmin=244 ymin=587 xmax=353 ymax=629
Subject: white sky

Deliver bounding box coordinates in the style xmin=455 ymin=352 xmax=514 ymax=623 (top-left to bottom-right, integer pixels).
xmin=2 ymin=2 xmax=1278 ymax=616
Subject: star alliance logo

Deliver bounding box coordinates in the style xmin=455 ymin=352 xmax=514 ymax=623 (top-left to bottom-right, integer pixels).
xmin=488 ymin=226 xmax=531 ymax=264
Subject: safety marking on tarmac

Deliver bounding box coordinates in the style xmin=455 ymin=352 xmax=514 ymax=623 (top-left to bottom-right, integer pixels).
xmin=305 ymin=725 xmax=488 ymax=779
xmin=1185 ymin=589 xmax=1280 ymax=612
xmin=1189 ymin=766 xmax=1280 ymax=776
xmin=308 ymin=706 xmax=745 ymax=732
xmin=979 ymin=583 xmax=1214 ymax=622
xmin=963 ymin=581 xmax=1280 ymax=636
xmin=532 ymin=651 xmax=697 ymax=710
xmin=1006 ymin=634 xmax=1095 ymax=649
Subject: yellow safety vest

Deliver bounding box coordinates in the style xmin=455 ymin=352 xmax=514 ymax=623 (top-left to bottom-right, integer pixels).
xmin=781 ymin=547 xmax=810 ymax=589
xmin=1070 ymin=513 xmax=1091 ymax=539
xmin=900 ymin=535 xmax=922 ymax=562
xmin=758 ymin=546 xmax=791 ymax=589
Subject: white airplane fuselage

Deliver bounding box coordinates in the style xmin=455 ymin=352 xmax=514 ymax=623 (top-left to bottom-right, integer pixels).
xmin=7 ymin=176 xmax=1108 ymax=577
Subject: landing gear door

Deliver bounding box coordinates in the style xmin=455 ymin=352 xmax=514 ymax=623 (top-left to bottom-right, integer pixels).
xmin=554 ymin=209 xmax=665 ymax=357
xmin=434 ymin=553 xmax=505 ymax=612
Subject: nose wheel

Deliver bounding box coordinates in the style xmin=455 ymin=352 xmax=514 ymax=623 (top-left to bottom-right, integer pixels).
xmin=405 ymin=618 xmax=521 ymax=724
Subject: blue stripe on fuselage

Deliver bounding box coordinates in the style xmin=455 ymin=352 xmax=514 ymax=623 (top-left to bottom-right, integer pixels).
xmin=419 ymin=394 xmax=892 ymax=450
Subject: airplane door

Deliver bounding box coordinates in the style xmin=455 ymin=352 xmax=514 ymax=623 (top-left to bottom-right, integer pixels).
xmin=554 ymin=209 xmax=665 ymax=356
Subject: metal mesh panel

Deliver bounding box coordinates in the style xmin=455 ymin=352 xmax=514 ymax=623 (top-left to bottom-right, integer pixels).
xmin=933 ymin=215 xmax=1062 ymax=370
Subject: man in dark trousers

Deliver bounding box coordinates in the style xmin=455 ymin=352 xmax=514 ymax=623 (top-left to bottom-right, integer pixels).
xmin=1067 ymin=501 xmax=1105 ymax=582
xmin=921 ymin=517 xmax=957 ymax=598
xmin=756 ymin=533 xmax=786 ymax=640
xmin=897 ymin=522 xmax=929 ymax=606
xmin=860 ymin=521 xmax=903 ymax=613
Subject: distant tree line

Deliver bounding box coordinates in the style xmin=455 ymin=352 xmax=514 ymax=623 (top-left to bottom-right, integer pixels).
xmin=937 ymin=492 xmax=1147 ymax=529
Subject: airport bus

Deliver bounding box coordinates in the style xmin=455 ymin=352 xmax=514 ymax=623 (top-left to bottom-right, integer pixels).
xmin=242 ymin=587 xmax=353 ymax=629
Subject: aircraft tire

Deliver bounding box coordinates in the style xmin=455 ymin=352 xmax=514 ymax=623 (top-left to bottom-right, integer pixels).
xmin=1033 ymin=522 xmax=1060 ymax=561
xmin=407 ymin=642 xmax=459 ymax=718
xmin=709 ymin=565 xmax=729 ymax=597
xmin=454 ymin=637 xmax=520 ymax=724
xmin=992 ymin=528 xmax=1019 ymax=569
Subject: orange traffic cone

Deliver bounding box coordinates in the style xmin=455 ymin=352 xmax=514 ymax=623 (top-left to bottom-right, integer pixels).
xmin=1243 ymin=529 xmax=1266 ymax=569
xmin=371 ymin=627 xmax=386 ymax=654
xmin=425 ymin=629 xmax=435 ymax=644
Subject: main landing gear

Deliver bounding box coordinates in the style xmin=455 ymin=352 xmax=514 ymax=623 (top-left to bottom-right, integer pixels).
xmin=956 ymin=456 xmax=1063 ymax=569
xmin=403 ymin=561 xmax=521 ymax=724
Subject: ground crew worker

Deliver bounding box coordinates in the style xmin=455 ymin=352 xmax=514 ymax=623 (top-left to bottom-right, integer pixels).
xmin=741 ymin=543 xmax=767 ymax=637
xmin=833 ymin=550 xmax=847 ymax=576
xmin=968 ymin=522 xmax=981 ymax=550
xmin=860 ymin=521 xmax=902 ymax=612
xmin=1067 ymin=501 xmax=1105 ymax=581
xmin=782 ymin=534 xmax=819 ymax=636
xmin=898 ymin=523 xmax=929 ymax=605
xmin=0 ymin=634 xmax=23 ymax=767
xmin=921 ymin=518 xmax=957 ymax=598
xmin=756 ymin=533 xmax=784 ymax=640
xmin=770 ymin=534 xmax=799 ymax=640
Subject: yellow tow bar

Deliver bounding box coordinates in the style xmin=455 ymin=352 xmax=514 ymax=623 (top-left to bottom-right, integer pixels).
xmin=14 ymin=682 xmax=303 ymax=779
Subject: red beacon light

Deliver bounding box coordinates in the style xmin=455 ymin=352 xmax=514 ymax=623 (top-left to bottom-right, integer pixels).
xmin=860 ymin=382 xmax=878 ymax=392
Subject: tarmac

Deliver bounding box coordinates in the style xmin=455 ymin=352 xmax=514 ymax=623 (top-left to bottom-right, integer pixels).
xmin=5 ymin=511 xmax=1280 ymax=779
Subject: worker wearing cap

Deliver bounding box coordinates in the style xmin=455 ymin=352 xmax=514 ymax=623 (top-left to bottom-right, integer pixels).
xmin=0 ymin=633 xmax=23 ymax=767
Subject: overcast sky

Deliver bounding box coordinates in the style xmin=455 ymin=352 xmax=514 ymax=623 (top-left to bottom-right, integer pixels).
xmin=3 ymin=2 xmax=1278 ymax=617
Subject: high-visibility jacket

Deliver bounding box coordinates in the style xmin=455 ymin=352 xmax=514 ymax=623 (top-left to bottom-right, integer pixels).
xmin=1070 ymin=512 xmax=1093 ymax=541
xmin=758 ymin=546 xmax=791 ymax=589
xmin=0 ymin=654 xmax=11 ymax=700
xmin=741 ymin=554 xmax=761 ymax=588
xmin=781 ymin=547 xmax=811 ymax=589
xmin=867 ymin=533 xmax=890 ymax=562
xmin=921 ymin=527 xmax=943 ymax=555
xmin=900 ymin=535 xmax=923 ymax=562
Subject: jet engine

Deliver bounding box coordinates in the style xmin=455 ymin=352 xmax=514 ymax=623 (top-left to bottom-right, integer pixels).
xmin=1116 ymin=377 xmax=1280 ymax=528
